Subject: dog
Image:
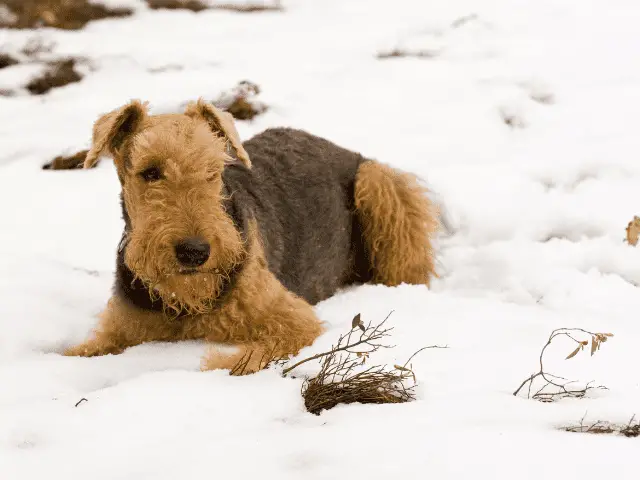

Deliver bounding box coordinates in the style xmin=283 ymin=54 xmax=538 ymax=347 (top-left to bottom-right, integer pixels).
xmin=63 ymin=98 xmax=440 ymax=374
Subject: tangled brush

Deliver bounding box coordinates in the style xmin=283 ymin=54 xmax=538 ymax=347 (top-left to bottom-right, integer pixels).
xmin=281 ymin=313 xmax=446 ymax=415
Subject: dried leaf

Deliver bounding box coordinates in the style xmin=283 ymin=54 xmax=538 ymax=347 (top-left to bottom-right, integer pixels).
xmin=626 ymin=216 xmax=640 ymax=246
xmin=394 ymin=365 xmax=412 ymax=372
xmin=358 ymin=323 xmax=366 ymax=332
xmin=566 ymin=345 xmax=582 ymax=360
xmin=351 ymin=313 xmax=361 ymax=330
xmin=591 ymin=336 xmax=598 ymax=356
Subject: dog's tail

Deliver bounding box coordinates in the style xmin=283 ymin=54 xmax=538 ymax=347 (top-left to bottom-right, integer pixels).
xmin=353 ymin=160 xmax=440 ymax=287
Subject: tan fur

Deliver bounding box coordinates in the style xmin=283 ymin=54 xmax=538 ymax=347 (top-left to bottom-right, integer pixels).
xmin=354 ymin=160 xmax=439 ymax=286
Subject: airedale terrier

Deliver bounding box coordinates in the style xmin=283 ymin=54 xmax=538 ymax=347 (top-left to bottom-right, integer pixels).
xmin=63 ymin=99 xmax=439 ymax=374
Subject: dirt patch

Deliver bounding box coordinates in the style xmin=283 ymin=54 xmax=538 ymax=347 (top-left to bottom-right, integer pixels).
xmin=26 ymin=59 xmax=83 ymax=95
xmin=147 ymin=0 xmax=208 ymax=11
xmin=211 ymin=3 xmax=282 ymax=12
xmin=146 ymin=1 xmax=283 ymax=13
xmin=213 ymin=80 xmax=267 ymax=121
xmin=0 ymin=0 xmax=132 ymax=30
xmin=0 ymin=54 xmax=20 ymax=70
xmin=42 ymin=149 xmax=89 ymax=170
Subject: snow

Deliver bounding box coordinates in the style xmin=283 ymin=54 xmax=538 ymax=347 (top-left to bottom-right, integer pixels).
xmin=2 ymin=0 xmax=640 ymax=478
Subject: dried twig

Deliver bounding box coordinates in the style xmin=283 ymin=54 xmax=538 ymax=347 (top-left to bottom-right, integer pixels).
xmin=228 ymin=343 xmax=281 ymax=376
xmin=620 ymin=414 xmax=640 ymax=438
xmin=564 ymin=412 xmax=639 ymax=437
xmin=513 ymin=328 xmax=613 ymax=402
xmin=281 ymin=311 xmax=397 ymax=376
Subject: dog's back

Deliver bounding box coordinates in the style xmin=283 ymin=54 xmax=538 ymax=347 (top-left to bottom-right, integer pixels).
xmin=222 ymin=128 xmax=371 ymax=305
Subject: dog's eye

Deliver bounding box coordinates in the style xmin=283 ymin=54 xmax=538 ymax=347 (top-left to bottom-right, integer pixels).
xmin=140 ymin=166 xmax=163 ymax=182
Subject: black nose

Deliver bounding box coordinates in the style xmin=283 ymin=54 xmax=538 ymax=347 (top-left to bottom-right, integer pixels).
xmin=174 ymin=237 xmax=210 ymax=268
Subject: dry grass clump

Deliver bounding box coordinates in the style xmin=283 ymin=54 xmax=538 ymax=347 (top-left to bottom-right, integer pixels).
xmin=42 ymin=149 xmax=89 ymax=170
xmin=513 ymin=328 xmax=613 ymax=402
xmin=278 ymin=313 xmax=446 ymax=416
xmin=564 ymin=414 xmax=640 ymax=438
xmin=0 ymin=0 xmax=132 ymax=30
xmin=213 ymin=80 xmax=267 ymax=120
xmin=26 ymin=58 xmax=82 ymax=95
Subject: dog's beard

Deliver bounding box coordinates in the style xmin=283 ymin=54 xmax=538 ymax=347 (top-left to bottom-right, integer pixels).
xmin=152 ymin=271 xmax=228 ymax=315
xmin=126 ymin=241 xmax=245 ymax=316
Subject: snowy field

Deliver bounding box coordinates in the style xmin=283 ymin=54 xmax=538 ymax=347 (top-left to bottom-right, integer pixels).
xmin=2 ymin=0 xmax=640 ymax=478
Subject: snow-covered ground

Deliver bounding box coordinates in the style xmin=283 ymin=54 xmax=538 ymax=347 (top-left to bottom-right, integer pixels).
xmin=2 ymin=0 xmax=640 ymax=478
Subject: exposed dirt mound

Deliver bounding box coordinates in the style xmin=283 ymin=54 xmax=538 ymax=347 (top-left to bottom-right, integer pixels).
xmin=213 ymin=80 xmax=267 ymax=120
xmin=0 ymin=0 xmax=132 ymax=30
xmin=26 ymin=59 xmax=82 ymax=95
xmin=146 ymin=1 xmax=282 ymax=13
xmin=42 ymin=149 xmax=89 ymax=170
xmin=147 ymin=0 xmax=208 ymax=11
xmin=0 ymin=54 xmax=20 ymax=70
xmin=211 ymin=3 xmax=282 ymax=12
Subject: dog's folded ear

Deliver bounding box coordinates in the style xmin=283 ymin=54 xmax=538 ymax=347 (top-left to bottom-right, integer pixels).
xmin=84 ymin=100 xmax=148 ymax=169
xmin=184 ymin=98 xmax=251 ymax=169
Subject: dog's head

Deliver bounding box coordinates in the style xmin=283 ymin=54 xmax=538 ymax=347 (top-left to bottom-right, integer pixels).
xmin=85 ymin=99 xmax=251 ymax=314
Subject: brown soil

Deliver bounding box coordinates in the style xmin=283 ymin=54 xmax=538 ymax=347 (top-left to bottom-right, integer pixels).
xmin=0 ymin=54 xmax=20 ymax=70
xmin=146 ymin=0 xmax=208 ymax=11
xmin=26 ymin=59 xmax=82 ymax=95
xmin=0 ymin=0 xmax=132 ymax=30
xmin=146 ymin=1 xmax=282 ymax=13
xmin=42 ymin=149 xmax=90 ymax=170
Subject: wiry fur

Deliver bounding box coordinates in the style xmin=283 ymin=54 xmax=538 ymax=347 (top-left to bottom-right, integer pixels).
xmin=64 ymin=98 xmax=439 ymax=375
xmin=355 ymin=161 xmax=440 ymax=286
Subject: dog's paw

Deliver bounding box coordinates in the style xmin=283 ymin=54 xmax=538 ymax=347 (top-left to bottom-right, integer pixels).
xmin=201 ymin=345 xmax=270 ymax=376
xmin=63 ymin=340 xmax=124 ymax=358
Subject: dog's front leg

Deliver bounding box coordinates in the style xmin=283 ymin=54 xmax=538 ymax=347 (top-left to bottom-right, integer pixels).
xmin=201 ymin=265 xmax=325 ymax=375
xmin=64 ymin=295 xmax=180 ymax=357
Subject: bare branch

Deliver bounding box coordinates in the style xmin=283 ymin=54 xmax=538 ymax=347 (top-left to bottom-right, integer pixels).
xmin=513 ymin=327 xmax=613 ymax=402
